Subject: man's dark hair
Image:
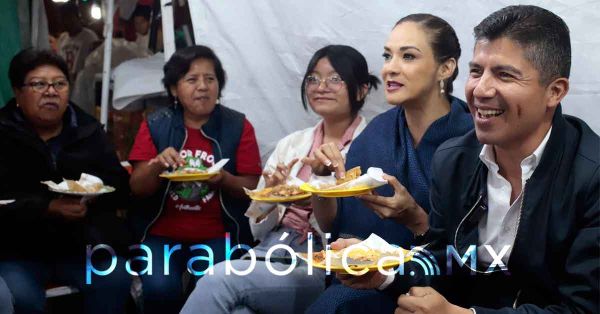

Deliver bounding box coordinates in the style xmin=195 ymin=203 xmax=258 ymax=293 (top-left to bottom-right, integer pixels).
xmin=9 ymin=48 xmax=70 ymax=88
xmin=163 ymin=45 xmax=226 ymax=100
xmin=301 ymin=45 xmax=380 ymax=115
xmin=474 ymin=5 xmax=571 ymax=85
xmin=395 ymin=14 xmax=461 ymax=96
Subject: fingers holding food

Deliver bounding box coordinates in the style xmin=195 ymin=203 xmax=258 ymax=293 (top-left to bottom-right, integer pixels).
xmin=330 ymin=237 xmax=362 ymax=250
xmin=150 ymin=147 xmax=185 ymax=169
xmin=262 ymin=158 xmax=299 ymax=188
xmin=307 ymin=143 xmax=345 ymax=178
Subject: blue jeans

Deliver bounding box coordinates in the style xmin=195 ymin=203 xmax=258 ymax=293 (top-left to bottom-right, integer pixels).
xmin=181 ymin=259 xmax=325 ymax=314
xmin=181 ymin=227 xmax=326 ymax=314
xmin=0 ymin=276 xmax=13 ymax=314
xmin=140 ymin=235 xmax=227 ymax=314
xmin=0 ymin=254 xmax=131 ymax=314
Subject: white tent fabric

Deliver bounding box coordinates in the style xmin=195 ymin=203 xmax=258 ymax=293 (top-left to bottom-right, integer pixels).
xmin=111 ymin=1 xmax=599 ymax=162
xmin=187 ymin=0 xmax=600 ymax=161
xmin=112 ymin=53 xmax=167 ymax=111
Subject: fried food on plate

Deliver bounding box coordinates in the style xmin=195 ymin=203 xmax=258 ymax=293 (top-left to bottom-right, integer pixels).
xmin=335 ymin=166 xmax=361 ymax=185
xmin=252 ymin=184 xmax=305 ymax=198
xmin=171 ymin=167 xmax=207 ymax=175
xmin=311 ymin=247 xmax=381 ymax=264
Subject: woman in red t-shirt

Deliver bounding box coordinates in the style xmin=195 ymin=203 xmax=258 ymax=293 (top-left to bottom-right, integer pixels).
xmin=128 ymin=45 xmax=261 ymax=314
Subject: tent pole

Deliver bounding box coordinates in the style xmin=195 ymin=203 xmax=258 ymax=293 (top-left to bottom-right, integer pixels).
xmin=100 ymin=0 xmax=114 ymax=130
xmin=161 ymin=0 xmax=175 ymax=61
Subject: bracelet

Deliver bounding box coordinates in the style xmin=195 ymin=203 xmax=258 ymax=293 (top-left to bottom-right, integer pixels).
xmin=413 ymin=229 xmax=428 ymax=240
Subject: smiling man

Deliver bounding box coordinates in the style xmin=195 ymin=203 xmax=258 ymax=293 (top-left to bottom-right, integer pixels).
xmin=334 ymin=5 xmax=599 ymax=314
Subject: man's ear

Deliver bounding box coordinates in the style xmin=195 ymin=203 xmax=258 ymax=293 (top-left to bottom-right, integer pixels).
xmin=545 ymin=77 xmax=569 ymax=109
xmin=356 ymin=84 xmax=369 ymax=101
xmin=437 ymin=57 xmax=457 ymax=81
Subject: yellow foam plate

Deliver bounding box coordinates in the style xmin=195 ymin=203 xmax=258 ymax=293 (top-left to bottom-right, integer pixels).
xmin=248 ymin=192 xmax=312 ymax=203
xmin=296 ymin=250 xmax=412 ymax=273
xmin=159 ymin=172 xmax=217 ymax=182
xmin=299 ymin=183 xmax=374 ymax=198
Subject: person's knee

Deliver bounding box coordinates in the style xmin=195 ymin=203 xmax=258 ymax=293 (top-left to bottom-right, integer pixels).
xmin=0 ymin=278 xmax=14 ymax=314
xmin=1 ymin=276 xmax=44 ymax=313
xmin=189 ymin=260 xmax=254 ymax=302
xmin=193 ymin=261 xmax=230 ymax=292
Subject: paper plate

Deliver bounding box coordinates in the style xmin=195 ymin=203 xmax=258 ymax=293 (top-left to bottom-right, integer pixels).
xmin=296 ymin=250 xmax=411 ymax=273
xmin=159 ymin=172 xmax=218 ymax=182
xmin=248 ymin=192 xmax=312 ymax=203
xmin=48 ymin=185 xmax=116 ymax=197
xmin=299 ymin=183 xmax=375 ymax=198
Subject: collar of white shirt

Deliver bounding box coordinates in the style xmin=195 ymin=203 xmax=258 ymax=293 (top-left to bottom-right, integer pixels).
xmin=475 ymin=126 xmax=553 ymax=267
xmin=479 ymin=126 xmax=553 ymax=180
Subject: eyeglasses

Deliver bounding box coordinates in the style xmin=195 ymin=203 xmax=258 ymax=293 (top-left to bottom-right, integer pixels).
xmin=305 ymin=75 xmax=344 ymax=90
xmin=24 ymin=80 xmax=69 ymax=93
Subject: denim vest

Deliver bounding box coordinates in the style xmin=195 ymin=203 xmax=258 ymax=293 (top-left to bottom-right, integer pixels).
xmin=130 ymin=104 xmax=253 ymax=246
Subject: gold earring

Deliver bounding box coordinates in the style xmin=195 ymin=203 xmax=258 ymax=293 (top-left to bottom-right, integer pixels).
xmin=440 ymin=80 xmax=445 ymax=94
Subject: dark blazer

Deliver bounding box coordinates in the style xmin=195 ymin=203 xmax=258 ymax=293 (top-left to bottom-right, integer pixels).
xmin=388 ymin=106 xmax=599 ymax=313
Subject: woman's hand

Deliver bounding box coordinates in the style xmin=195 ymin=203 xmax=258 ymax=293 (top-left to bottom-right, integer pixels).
xmin=205 ymin=169 xmax=259 ymax=199
xmin=301 ymin=142 xmax=346 ymax=179
xmin=206 ymin=169 xmax=226 ymax=187
xmin=332 ymin=238 xmax=388 ymax=289
xmin=148 ymin=147 xmax=185 ymax=170
xmin=48 ymin=197 xmax=88 ymax=220
xmin=262 ymin=159 xmax=298 ymax=188
xmin=356 ymin=174 xmax=429 ymax=235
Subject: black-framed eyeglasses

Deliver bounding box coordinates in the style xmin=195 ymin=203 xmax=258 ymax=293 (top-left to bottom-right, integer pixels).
xmin=24 ymin=80 xmax=69 ymax=93
xmin=305 ymin=74 xmax=344 ymax=90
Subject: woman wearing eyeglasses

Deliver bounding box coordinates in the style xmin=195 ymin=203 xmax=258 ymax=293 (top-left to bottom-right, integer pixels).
xmin=305 ymin=15 xmax=474 ymax=314
xmin=180 ymin=45 xmax=380 ymax=314
xmin=0 ymin=48 xmax=132 ymax=313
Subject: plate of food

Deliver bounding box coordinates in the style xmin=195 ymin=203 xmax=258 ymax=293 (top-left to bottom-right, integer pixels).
xmin=299 ymin=167 xmax=386 ymax=198
xmin=296 ymin=234 xmax=411 ymax=273
xmin=246 ymin=184 xmax=312 ymax=203
xmin=159 ymin=159 xmax=228 ymax=182
xmin=41 ymin=173 xmax=115 ymax=196
xmin=159 ymin=167 xmax=216 ymax=182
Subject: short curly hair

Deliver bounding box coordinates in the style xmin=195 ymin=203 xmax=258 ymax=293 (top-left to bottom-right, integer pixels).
xmin=9 ymin=48 xmax=70 ymax=89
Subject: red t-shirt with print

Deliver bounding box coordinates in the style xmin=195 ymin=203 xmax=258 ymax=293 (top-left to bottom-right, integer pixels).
xmin=129 ymin=119 xmax=262 ymax=242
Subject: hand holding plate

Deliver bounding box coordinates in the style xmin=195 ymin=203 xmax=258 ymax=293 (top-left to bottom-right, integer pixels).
xmin=356 ymin=174 xmax=429 ymax=235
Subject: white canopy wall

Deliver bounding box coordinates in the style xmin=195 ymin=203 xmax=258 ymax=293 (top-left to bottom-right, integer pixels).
xmin=187 ymin=0 xmax=599 ymax=161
